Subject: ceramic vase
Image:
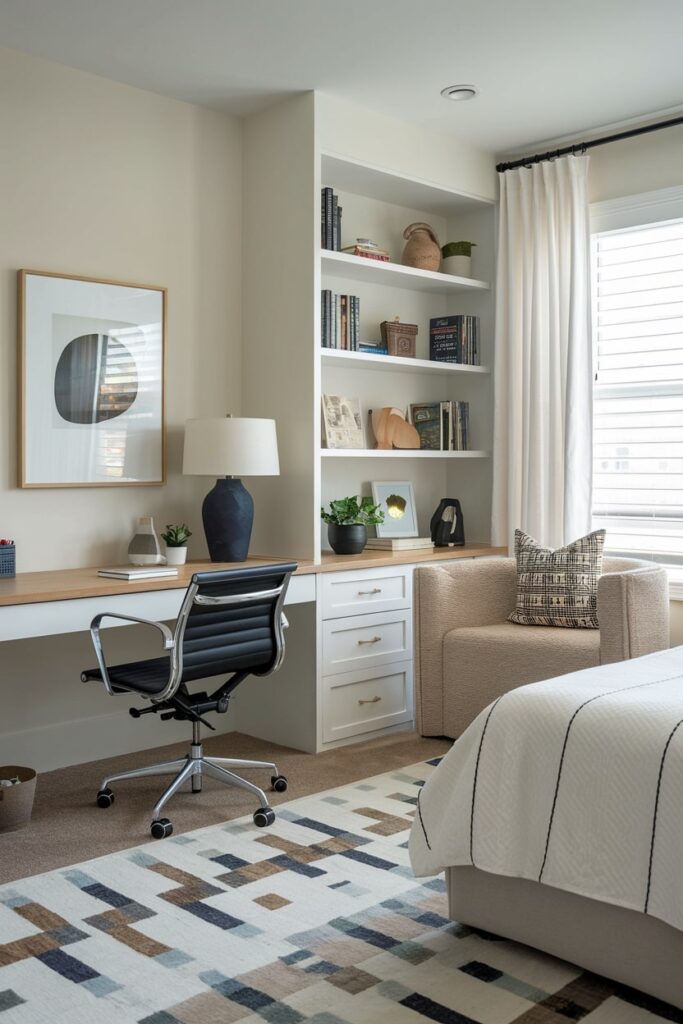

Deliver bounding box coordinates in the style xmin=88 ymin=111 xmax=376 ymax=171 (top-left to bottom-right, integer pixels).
xmin=128 ymin=515 xmax=163 ymax=566
xmin=164 ymin=545 xmax=188 ymax=566
xmin=328 ymin=523 xmax=367 ymax=555
xmin=441 ymin=254 xmax=472 ymax=278
xmin=401 ymin=222 xmax=441 ymax=271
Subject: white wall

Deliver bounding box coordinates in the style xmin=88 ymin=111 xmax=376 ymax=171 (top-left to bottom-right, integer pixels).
xmin=0 ymin=46 xmax=243 ymax=572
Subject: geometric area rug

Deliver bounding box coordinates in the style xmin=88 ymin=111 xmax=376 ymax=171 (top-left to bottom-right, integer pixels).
xmin=0 ymin=760 xmax=680 ymax=1023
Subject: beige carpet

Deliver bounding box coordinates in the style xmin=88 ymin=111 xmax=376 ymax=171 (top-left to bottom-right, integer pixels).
xmin=0 ymin=730 xmax=450 ymax=883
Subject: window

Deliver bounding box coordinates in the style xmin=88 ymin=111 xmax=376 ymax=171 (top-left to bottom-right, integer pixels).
xmin=591 ymin=207 xmax=683 ymax=565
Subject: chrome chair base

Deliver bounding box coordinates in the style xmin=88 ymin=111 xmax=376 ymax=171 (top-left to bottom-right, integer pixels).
xmin=96 ymin=722 xmax=287 ymax=837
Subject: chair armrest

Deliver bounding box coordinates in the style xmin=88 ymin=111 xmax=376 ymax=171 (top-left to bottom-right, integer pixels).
xmin=598 ymin=565 xmax=670 ymax=664
xmin=87 ymin=612 xmax=175 ymax=696
xmin=414 ymin=558 xmax=517 ymax=735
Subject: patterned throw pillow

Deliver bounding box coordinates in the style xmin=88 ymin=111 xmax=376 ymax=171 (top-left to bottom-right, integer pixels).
xmin=508 ymin=529 xmax=606 ymax=629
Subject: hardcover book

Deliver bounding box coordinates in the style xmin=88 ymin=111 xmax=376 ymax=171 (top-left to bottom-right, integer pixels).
xmin=409 ymin=402 xmax=442 ymax=450
xmin=365 ymin=537 xmax=434 ymax=551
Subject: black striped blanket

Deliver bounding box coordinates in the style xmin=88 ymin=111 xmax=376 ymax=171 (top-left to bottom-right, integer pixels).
xmin=409 ymin=645 xmax=683 ymax=933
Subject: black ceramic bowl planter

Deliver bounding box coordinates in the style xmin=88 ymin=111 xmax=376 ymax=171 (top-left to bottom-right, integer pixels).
xmin=328 ymin=523 xmax=367 ymax=555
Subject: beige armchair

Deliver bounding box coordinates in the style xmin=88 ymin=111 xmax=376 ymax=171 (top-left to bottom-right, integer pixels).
xmin=415 ymin=557 xmax=670 ymax=738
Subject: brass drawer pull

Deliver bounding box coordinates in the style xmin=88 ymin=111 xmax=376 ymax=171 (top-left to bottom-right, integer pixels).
xmin=358 ymin=636 xmax=382 ymax=645
xmin=358 ymin=695 xmax=382 ymax=705
xmin=358 ymin=587 xmax=382 ymax=595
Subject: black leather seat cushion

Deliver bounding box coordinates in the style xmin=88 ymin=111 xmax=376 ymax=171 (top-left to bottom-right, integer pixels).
xmin=83 ymin=657 xmax=171 ymax=695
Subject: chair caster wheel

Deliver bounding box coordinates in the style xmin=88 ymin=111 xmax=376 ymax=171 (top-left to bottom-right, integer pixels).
xmin=151 ymin=818 xmax=173 ymax=839
xmin=271 ymin=775 xmax=288 ymax=793
xmin=97 ymin=787 xmax=114 ymax=808
xmin=253 ymin=807 xmax=275 ymax=828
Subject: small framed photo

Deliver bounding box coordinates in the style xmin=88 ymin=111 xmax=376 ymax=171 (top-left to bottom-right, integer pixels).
xmin=18 ymin=270 xmax=166 ymax=488
xmin=371 ymin=480 xmax=418 ymax=538
xmin=322 ymin=394 xmax=365 ymax=449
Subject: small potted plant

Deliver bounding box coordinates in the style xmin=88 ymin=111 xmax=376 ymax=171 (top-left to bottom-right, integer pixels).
xmin=321 ymin=497 xmax=384 ymax=555
xmin=441 ymin=240 xmax=476 ymax=278
xmin=161 ymin=523 xmax=192 ymax=565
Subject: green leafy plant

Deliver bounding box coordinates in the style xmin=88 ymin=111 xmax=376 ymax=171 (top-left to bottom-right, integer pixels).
xmin=320 ymin=497 xmax=384 ymax=527
xmin=442 ymin=240 xmax=477 ymax=258
xmin=161 ymin=523 xmax=192 ymax=547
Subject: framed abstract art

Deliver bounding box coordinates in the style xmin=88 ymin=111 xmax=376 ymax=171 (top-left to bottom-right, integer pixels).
xmin=18 ymin=270 xmax=166 ymax=487
xmin=371 ymin=480 xmax=418 ymax=538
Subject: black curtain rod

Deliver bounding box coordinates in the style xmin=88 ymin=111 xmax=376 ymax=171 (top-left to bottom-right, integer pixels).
xmin=496 ymin=113 xmax=683 ymax=173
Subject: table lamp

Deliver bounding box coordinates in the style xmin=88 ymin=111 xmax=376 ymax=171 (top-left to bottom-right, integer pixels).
xmin=183 ymin=416 xmax=280 ymax=562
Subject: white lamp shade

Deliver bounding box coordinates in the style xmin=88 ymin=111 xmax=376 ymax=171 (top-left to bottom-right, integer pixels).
xmin=183 ymin=417 xmax=280 ymax=477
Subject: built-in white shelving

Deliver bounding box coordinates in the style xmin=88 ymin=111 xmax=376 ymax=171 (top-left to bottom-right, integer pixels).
xmin=320 ymin=151 xmax=493 ymax=216
xmin=321 ymin=348 xmax=489 ymax=376
xmin=321 ymin=249 xmax=489 ymax=294
xmin=320 ymin=448 xmax=489 ymax=459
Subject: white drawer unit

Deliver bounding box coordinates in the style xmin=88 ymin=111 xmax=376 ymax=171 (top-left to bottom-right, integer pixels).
xmin=322 ymin=661 xmax=414 ymax=743
xmin=320 ymin=566 xmax=411 ymax=619
xmin=322 ymin=609 xmax=412 ymax=675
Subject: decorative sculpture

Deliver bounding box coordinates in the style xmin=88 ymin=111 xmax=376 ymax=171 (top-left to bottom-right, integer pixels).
xmin=371 ymin=407 xmax=420 ymax=450
xmin=430 ymin=498 xmax=465 ymax=547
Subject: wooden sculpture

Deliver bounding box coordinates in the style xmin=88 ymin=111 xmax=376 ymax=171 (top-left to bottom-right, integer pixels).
xmin=371 ymin=407 xmax=420 ymax=450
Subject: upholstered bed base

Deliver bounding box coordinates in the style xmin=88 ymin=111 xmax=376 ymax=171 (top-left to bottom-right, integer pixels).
xmin=447 ymin=866 xmax=682 ymax=1009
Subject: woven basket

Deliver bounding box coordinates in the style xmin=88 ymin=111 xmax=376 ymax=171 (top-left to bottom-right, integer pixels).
xmin=0 ymin=767 xmax=37 ymax=833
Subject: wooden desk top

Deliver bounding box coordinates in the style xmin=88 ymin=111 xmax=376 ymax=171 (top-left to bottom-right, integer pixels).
xmin=0 ymin=544 xmax=505 ymax=607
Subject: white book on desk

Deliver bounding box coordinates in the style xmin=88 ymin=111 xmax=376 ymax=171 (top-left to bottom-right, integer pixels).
xmin=97 ymin=567 xmax=179 ymax=580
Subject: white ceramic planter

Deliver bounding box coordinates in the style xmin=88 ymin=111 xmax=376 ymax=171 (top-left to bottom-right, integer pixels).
xmin=442 ymin=254 xmax=472 ymax=278
xmin=164 ymin=545 xmax=188 ymax=566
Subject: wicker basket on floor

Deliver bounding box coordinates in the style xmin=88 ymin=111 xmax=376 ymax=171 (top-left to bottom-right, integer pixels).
xmin=0 ymin=766 xmax=37 ymax=832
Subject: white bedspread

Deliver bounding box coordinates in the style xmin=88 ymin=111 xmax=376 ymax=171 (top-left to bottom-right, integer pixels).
xmin=410 ymin=645 xmax=683 ymax=934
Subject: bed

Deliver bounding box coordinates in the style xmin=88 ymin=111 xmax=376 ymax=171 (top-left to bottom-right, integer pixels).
xmin=409 ymin=645 xmax=683 ymax=1008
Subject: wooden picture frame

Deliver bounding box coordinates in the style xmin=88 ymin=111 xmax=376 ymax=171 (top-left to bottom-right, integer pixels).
xmin=18 ymin=269 xmax=166 ymax=488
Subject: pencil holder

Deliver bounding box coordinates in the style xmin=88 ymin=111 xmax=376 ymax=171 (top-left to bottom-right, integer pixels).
xmin=0 ymin=545 xmax=16 ymax=578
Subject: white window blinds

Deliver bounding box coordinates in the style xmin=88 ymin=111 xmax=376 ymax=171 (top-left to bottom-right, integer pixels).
xmin=592 ymin=216 xmax=683 ymax=563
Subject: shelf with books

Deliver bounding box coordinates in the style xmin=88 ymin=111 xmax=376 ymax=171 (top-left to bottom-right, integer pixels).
xmin=320 ymin=448 xmax=489 ymax=459
xmin=321 ymin=250 xmax=490 ymax=295
xmin=320 ymin=348 xmax=490 ymax=376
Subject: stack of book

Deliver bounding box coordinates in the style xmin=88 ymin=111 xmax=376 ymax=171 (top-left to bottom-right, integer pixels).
xmin=341 ymin=238 xmax=390 ymax=262
xmin=358 ymin=340 xmax=388 ymax=356
xmin=321 ymin=290 xmax=360 ymax=350
xmin=321 ymin=187 xmax=342 ymax=251
xmin=365 ymin=537 xmax=434 ymax=551
xmin=409 ymin=400 xmax=470 ymax=451
xmin=429 ymin=315 xmax=480 ymax=365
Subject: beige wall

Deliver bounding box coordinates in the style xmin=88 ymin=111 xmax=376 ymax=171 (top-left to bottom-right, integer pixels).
xmin=0 ymin=47 xmax=243 ymax=572
xmin=0 ymin=47 xmax=244 ymax=769
xmin=588 ymin=123 xmax=683 ymax=204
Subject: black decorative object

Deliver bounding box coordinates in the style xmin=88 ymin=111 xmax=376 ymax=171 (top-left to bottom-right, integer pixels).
xmin=327 ymin=523 xmax=367 ymax=555
xmin=430 ymin=498 xmax=465 ymax=547
xmin=202 ymin=478 xmax=254 ymax=562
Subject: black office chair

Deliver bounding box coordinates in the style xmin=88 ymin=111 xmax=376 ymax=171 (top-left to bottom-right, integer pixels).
xmin=82 ymin=562 xmax=297 ymax=838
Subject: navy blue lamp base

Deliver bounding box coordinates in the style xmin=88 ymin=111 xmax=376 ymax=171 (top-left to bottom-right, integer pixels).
xmin=202 ymin=478 xmax=254 ymax=562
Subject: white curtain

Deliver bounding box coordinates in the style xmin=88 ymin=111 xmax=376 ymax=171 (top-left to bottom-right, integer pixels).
xmin=491 ymin=155 xmax=593 ymax=551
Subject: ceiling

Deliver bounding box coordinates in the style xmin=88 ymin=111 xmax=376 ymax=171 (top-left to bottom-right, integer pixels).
xmin=0 ymin=0 xmax=682 ymax=154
